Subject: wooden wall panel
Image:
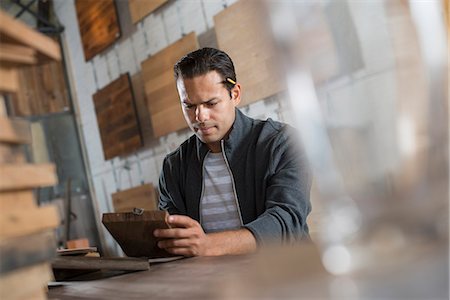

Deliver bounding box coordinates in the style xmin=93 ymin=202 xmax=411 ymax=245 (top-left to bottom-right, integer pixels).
xmin=0 ymin=68 xmax=18 ymax=93
xmin=128 ymin=0 xmax=168 ymax=24
xmin=75 ymin=0 xmax=121 ymax=61
xmin=141 ymin=32 xmax=199 ymax=137
xmin=112 ymin=183 xmax=157 ymax=213
xmin=93 ymin=73 xmax=142 ymax=160
xmin=214 ymin=1 xmax=284 ymax=107
xmin=10 ymin=60 xmax=70 ymax=116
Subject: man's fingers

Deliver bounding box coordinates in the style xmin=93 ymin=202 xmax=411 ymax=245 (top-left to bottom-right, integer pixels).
xmin=166 ymin=215 xmax=199 ymax=228
xmin=157 ymin=238 xmax=191 ymax=249
xmin=165 ymin=247 xmax=195 ymax=257
xmin=154 ymin=228 xmax=191 ymax=239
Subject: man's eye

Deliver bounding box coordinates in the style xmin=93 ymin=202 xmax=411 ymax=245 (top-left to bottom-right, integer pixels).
xmin=207 ymin=102 xmax=217 ymax=107
xmin=184 ymin=104 xmax=195 ymax=109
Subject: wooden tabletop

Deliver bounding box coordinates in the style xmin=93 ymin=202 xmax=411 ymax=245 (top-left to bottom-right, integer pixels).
xmin=48 ymin=242 xmax=448 ymax=300
xmin=48 ymin=255 xmax=255 ymax=300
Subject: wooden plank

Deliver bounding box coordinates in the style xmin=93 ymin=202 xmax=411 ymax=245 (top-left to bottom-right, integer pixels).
xmin=128 ymin=0 xmax=168 ymax=24
xmin=0 ymin=144 xmax=27 ymax=163
xmin=0 ymin=67 xmax=19 ymax=93
xmin=112 ymin=183 xmax=157 ymax=213
xmin=51 ymin=256 xmax=149 ymax=271
xmin=0 ymin=205 xmax=59 ymax=239
xmin=0 ymin=230 xmax=56 ymax=274
xmin=0 ymin=10 xmax=60 ymax=61
xmin=0 ymin=43 xmax=37 ymax=66
xmin=75 ymin=0 xmax=121 ymax=61
xmin=11 ymin=59 xmax=70 ymax=117
xmin=102 ymin=210 xmax=172 ymax=258
xmin=214 ymin=1 xmax=284 ymax=107
xmin=141 ymin=32 xmax=198 ymax=137
xmin=0 ymin=190 xmax=36 ymax=211
xmin=93 ymin=73 xmax=143 ymax=160
xmin=0 ymin=163 xmax=57 ymax=191
xmin=0 ymin=117 xmax=31 ymax=144
xmin=0 ymin=262 xmax=53 ymax=300
xmin=130 ymin=72 xmax=155 ymax=147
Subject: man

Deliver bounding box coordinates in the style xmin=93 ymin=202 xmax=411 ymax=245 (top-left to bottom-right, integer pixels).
xmin=154 ymin=47 xmax=311 ymax=256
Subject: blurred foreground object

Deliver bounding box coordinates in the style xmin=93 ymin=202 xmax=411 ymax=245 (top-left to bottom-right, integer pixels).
xmin=217 ymin=0 xmax=449 ymax=299
xmin=0 ymin=9 xmax=61 ymax=300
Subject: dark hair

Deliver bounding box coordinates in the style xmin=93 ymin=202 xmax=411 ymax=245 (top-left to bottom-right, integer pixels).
xmin=174 ymin=47 xmax=236 ymax=95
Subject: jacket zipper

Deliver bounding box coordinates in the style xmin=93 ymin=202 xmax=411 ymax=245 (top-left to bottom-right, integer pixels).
xmin=220 ymin=140 xmax=244 ymax=226
xmin=198 ymin=150 xmax=209 ymax=225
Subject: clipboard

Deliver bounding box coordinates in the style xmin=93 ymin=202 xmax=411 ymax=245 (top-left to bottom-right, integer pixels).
xmin=102 ymin=209 xmax=173 ymax=258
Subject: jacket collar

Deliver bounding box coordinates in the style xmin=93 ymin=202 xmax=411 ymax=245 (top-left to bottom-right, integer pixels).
xmin=196 ymin=108 xmax=252 ymax=162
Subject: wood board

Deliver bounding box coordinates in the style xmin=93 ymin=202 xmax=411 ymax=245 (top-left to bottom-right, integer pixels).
xmin=0 ymin=230 xmax=56 ymax=274
xmin=0 ymin=190 xmax=35 ymax=211
xmin=130 ymin=72 xmax=155 ymax=146
xmin=11 ymin=59 xmax=70 ymax=117
xmin=112 ymin=183 xmax=157 ymax=213
xmin=0 ymin=262 xmax=53 ymax=300
xmin=0 ymin=205 xmax=60 ymax=239
xmin=0 ymin=67 xmax=19 ymax=93
xmin=214 ymin=1 xmax=284 ymax=107
xmin=0 ymin=144 xmax=27 ymax=163
xmin=0 ymin=163 xmax=57 ymax=191
xmin=0 ymin=43 xmax=37 ymax=67
xmin=0 ymin=10 xmax=60 ymax=61
xmin=128 ymin=0 xmax=168 ymax=24
xmin=93 ymin=73 xmax=143 ymax=160
xmin=51 ymin=256 xmax=149 ymax=271
xmin=102 ymin=210 xmax=172 ymax=258
xmin=141 ymin=32 xmax=199 ymax=137
xmin=75 ymin=0 xmax=121 ymax=61
xmin=0 ymin=117 xmax=31 ymax=144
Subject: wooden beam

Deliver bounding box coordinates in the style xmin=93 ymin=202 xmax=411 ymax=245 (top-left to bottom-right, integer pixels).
xmin=0 ymin=230 xmax=56 ymax=274
xmin=0 ymin=117 xmax=31 ymax=144
xmin=0 ymin=205 xmax=60 ymax=239
xmin=0 ymin=144 xmax=27 ymax=163
xmin=0 ymin=163 xmax=57 ymax=191
xmin=0 ymin=10 xmax=60 ymax=61
xmin=0 ymin=190 xmax=36 ymax=211
xmin=0 ymin=262 xmax=53 ymax=300
xmin=0 ymin=67 xmax=19 ymax=93
xmin=0 ymin=43 xmax=38 ymax=66
xmin=51 ymin=256 xmax=149 ymax=271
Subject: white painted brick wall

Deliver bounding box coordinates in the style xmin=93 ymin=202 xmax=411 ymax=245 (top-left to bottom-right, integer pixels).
xmin=116 ymin=39 xmax=139 ymax=76
xmin=178 ymin=0 xmax=208 ymax=35
xmin=92 ymin=56 xmax=111 ymax=89
xmin=130 ymin=25 xmax=149 ymax=68
xmin=142 ymin=13 xmax=168 ymax=55
xmin=201 ymin=0 xmax=225 ymax=29
xmin=161 ymin=3 xmax=183 ymax=44
xmin=105 ymin=51 xmax=121 ymax=82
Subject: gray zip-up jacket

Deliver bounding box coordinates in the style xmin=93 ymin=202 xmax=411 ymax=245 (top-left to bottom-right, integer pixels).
xmin=159 ymin=109 xmax=311 ymax=245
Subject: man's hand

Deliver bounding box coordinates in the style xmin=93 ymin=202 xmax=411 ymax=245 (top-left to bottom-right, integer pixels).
xmin=153 ymin=215 xmax=211 ymax=257
xmin=153 ymin=215 xmax=258 ymax=257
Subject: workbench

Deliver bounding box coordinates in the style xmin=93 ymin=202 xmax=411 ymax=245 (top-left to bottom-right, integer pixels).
xmin=48 ymin=242 xmax=448 ymax=300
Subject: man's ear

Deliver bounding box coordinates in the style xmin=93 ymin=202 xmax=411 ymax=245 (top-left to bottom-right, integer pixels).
xmin=231 ymin=83 xmax=241 ymax=106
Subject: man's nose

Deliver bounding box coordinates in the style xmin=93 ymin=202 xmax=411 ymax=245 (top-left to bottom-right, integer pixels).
xmin=195 ymin=105 xmax=208 ymax=123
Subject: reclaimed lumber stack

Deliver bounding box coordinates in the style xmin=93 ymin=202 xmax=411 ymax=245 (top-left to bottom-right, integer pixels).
xmin=0 ymin=10 xmax=61 ymax=300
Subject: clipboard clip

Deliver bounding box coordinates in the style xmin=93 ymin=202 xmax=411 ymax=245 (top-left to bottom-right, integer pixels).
xmin=132 ymin=207 xmax=144 ymax=216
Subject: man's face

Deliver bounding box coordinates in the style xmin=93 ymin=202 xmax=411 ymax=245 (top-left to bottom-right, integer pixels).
xmin=177 ymin=71 xmax=241 ymax=153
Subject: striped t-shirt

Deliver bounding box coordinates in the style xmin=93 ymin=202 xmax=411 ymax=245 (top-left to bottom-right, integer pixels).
xmin=200 ymin=152 xmax=242 ymax=233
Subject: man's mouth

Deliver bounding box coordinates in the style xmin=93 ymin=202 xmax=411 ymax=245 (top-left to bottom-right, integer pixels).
xmin=198 ymin=126 xmax=214 ymax=134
